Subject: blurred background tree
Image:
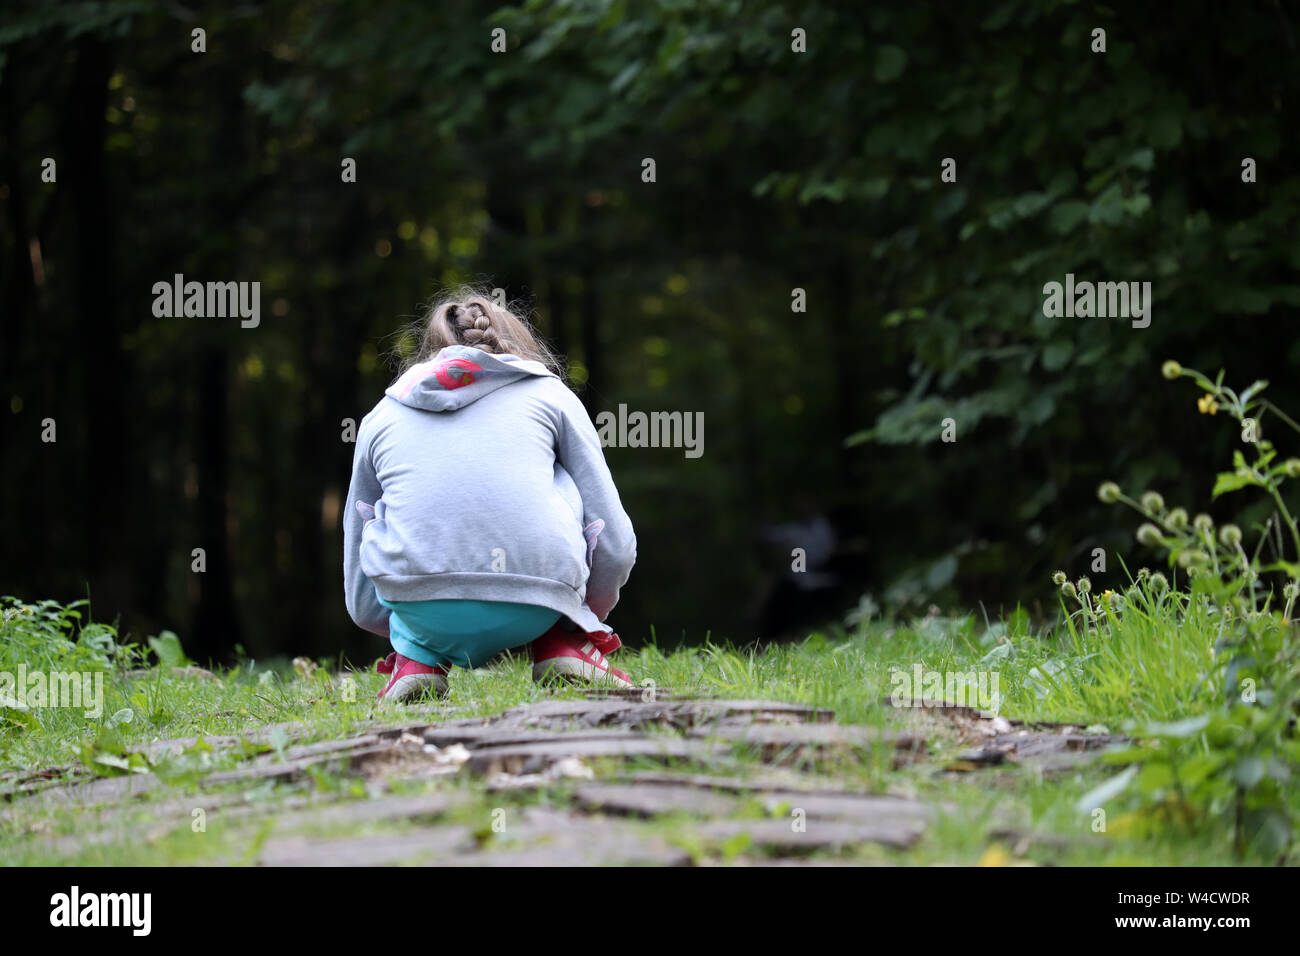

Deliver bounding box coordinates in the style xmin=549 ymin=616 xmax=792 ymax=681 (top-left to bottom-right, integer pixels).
xmin=2 ymin=0 xmax=1297 ymax=664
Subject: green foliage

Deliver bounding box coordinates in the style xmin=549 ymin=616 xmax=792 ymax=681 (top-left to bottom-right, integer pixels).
xmin=0 ymin=598 xmax=133 ymax=675
xmin=4 ymin=0 xmax=1300 ymax=653
xmin=0 ymin=595 xmax=1287 ymax=864
xmin=1063 ymin=368 xmax=1300 ymax=859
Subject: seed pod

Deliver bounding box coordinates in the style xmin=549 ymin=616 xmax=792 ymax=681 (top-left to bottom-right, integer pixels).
xmin=1166 ymin=508 xmax=1189 ymax=530
xmin=1097 ymin=482 xmax=1121 ymax=504
xmin=1161 ymin=360 xmax=1182 ymax=380
xmin=1051 ymin=570 xmax=1067 ymax=587
xmin=1193 ymin=513 xmax=1214 ymax=533
xmin=1140 ymin=491 xmax=1166 ymax=513
xmin=1218 ymin=524 xmax=1242 ymax=547
xmin=1136 ymin=523 xmax=1163 ymax=547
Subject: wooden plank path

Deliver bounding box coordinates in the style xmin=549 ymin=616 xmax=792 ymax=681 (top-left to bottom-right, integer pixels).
xmin=3 ymin=693 xmax=1122 ymax=866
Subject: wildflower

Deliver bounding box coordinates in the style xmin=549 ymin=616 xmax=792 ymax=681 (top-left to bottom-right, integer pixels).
xmin=1161 ymin=360 xmax=1182 ymax=380
xmin=1148 ymin=571 xmax=1169 ymax=594
xmin=1125 ymin=585 xmax=1142 ymax=604
xmin=1076 ymin=576 xmax=1091 ymax=594
xmin=1166 ymin=507 xmax=1188 ymax=529
xmin=1061 ymin=581 xmax=1078 ymax=599
xmin=1136 ymin=567 xmax=1151 ymax=581
xmin=1197 ymin=393 xmax=1219 ymax=415
xmin=1051 ymin=570 xmax=1067 ymax=586
xmin=1218 ymin=524 xmax=1242 ymax=547
xmin=1136 ymin=523 xmax=1163 ymax=547
xmin=1193 ymin=513 xmax=1214 ymax=533
xmin=1140 ymin=491 xmax=1165 ymax=513
xmin=1097 ymin=481 xmax=1121 ymax=504
xmin=1104 ymin=589 xmax=1122 ymax=609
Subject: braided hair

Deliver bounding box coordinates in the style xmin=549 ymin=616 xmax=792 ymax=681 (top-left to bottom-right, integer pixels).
xmin=446 ymin=301 xmax=513 ymax=354
xmin=403 ymin=286 xmax=564 ymax=378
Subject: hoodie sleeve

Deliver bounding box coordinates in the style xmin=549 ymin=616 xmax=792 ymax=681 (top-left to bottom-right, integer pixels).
xmin=343 ymin=416 xmax=390 ymax=637
xmin=553 ymin=385 xmax=637 ymax=621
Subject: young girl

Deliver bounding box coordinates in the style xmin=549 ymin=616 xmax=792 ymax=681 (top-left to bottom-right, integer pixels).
xmin=344 ymin=290 xmax=637 ymax=703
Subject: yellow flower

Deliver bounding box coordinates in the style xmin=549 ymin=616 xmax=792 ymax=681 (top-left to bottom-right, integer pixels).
xmin=1197 ymin=393 xmax=1219 ymax=415
xmin=977 ymin=844 xmax=1012 ymax=867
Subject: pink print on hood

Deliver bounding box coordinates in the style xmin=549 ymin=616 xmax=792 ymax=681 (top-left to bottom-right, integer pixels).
xmin=433 ymin=357 xmax=484 ymax=390
xmin=393 ymin=356 xmax=485 ymax=400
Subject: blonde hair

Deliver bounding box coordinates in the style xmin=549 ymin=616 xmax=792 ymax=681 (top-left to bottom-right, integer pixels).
xmin=403 ymin=285 xmax=563 ymax=377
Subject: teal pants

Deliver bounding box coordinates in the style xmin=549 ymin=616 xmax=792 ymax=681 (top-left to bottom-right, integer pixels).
xmin=379 ymin=597 xmax=561 ymax=670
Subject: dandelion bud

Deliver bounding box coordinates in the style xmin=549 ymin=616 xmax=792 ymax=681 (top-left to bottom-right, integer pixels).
xmin=1178 ymin=549 xmax=1209 ymax=568
xmin=1136 ymin=523 xmax=1163 ymax=547
xmin=1125 ymin=585 xmax=1142 ymax=604
xmin=1076 ymin=576 xmax=1091 ymax=594
xmin=1283 ymin=459 xmax=1300 ymax=479
xmin=1285 ymin=581 xmax=1300 ymax=601
xmin=1097 ymin=482 xmax=1121 ymax=504
xmin=1161 ymin=360 xmax=1182 ymax=380
xmin=1140 ymin=491 xmax=1165 ymax=513
xmin=1166 ymin=508 xmax=1188 ymax=530
xmin=1219 ymin=524 xmax=1243 ymax=547
xmin=1136 ymin=567 xmax=1151 ymax=581
xmin=1051 ymin=570 xmax=1067 ymax=586
xmin=1061 ymin=581 xmax=1078 ymax=599
xmin=1148 ymin=571 xmax=1169 ymax=594
xmin=1193 ymin=513 xmax=1214 ymax=533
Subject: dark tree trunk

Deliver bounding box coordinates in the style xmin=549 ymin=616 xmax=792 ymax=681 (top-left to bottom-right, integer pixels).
xmin=64 ymin=36 xmax=134 ymax=619
xmin=189 ymin=63 xmax=245 ymax=665
xmin=548 ymin=269 xmax=571 ymax=374
xmin=579 ymin=268 xmax=604 ymax=414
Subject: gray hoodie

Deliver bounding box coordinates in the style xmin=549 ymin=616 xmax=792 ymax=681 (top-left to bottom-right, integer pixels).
xmin=344 ymin=346 xmax=636 ymax=638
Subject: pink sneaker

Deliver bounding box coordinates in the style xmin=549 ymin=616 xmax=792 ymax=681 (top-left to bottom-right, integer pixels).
xmin=530 ymin=623 xmax=632 ymax=687
xmin=375 ymin=652 xmax=449 ymax=703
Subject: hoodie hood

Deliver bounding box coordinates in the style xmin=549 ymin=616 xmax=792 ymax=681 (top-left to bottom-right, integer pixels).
xmin=385 ymin=346 xmax=556 ymax=412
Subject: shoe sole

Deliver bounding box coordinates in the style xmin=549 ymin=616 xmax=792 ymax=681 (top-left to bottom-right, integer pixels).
xmin=532 ymin=657 xmax=632 ymax=688
xmin=380 ymin=672 xmax=450 ymax=704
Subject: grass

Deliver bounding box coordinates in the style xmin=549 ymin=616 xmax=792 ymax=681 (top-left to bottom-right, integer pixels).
xmin=2 ymin=591 xmax=1295 ymax=867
